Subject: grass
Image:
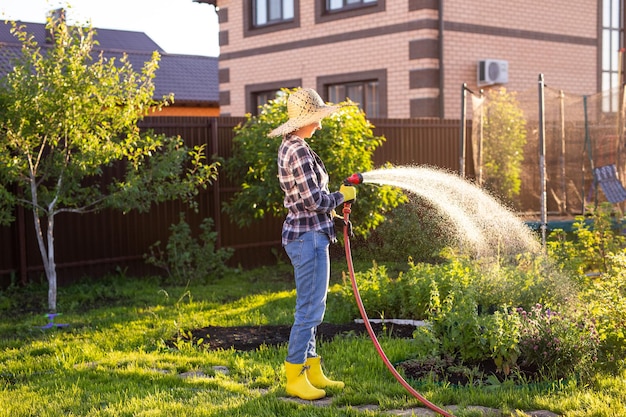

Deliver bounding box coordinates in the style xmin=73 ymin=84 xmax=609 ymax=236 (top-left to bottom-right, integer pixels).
xmin=1 ymin=261 xmax=625 ymax=417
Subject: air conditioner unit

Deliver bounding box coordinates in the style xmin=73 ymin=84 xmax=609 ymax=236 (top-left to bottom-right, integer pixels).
xmin=477 ymin=59 xmax=509 ymax=86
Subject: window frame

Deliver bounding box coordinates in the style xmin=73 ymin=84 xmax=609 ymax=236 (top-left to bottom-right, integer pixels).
xmin=244 ymin=0 xmax=300 ymax=38
xmin=245 ymin=79 xmax=302 ymax=115
xmin=315 ymin=0 xmax=385 ymax=24
xmin=317 ymin=69 xmax=387 ymax=118
xmin=600 ymin=0 xmax=623 ymax=112
xmin=326 ymin=0 xmax=378 ymax=12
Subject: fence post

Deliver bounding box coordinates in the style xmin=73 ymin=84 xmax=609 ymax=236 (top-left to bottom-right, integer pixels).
xmin=583 ymin=95 xmax=597 ymax=210
xmin=460 ymin=83 xmax=467 ymax=177
xmin=477 ymin=89 xmax=484 ymax=187
xmin=210 ymin=118 xmax=222 ymax=249
xmin=559 ymin=90 xmax=567 ymax=214
xmin=618 ymin=48 xmax=624 ymax=182
xmin=538 ymin=74 xmax=547 ymax=248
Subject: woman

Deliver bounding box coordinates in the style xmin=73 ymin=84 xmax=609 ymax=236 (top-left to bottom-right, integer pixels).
xmin=268 ymin=88 xmax=356 ymax=400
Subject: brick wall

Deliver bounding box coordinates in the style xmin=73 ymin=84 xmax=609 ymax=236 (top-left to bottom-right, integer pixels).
xmin=443 ymin=0 xmax=597 ymax=118
xmin=217 ymin=0 xmax=599 ymax=119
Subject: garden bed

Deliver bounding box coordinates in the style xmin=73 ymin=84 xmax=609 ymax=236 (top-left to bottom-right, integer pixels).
xmin=186 ymin=322 xmax=538 ymax=386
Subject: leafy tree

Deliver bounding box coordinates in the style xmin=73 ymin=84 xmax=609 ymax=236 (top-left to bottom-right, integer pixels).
xmin=482 ymin=88 xmax=527 ymax=205
xmin=222 ymin=88 xmax=406 ymax=237
xmin=0 ymin=17 xmax=219 ymax=312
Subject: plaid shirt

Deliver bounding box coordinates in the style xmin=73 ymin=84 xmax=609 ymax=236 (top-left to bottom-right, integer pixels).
xmin=278 ymin=133 xmax=344 ymax=246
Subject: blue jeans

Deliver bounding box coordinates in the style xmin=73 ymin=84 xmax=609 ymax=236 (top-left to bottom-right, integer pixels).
xmin=284 ymin=231 xmax=331 ymax=364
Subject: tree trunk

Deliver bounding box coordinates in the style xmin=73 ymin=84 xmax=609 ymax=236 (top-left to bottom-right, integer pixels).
xmin=32 ymin=208 xmax=57 ymax=313
xmin=46 ymin=214 xmax=57 ymax=312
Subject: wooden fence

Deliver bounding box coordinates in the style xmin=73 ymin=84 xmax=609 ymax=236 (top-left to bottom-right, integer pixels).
xmin=0 ymin=117 xmax=471 ymax=287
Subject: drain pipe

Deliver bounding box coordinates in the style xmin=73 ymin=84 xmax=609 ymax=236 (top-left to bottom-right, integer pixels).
xmin=341 ymin=200 xmax=455 ymax=417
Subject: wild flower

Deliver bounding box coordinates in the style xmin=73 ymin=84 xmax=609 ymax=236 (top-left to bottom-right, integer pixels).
xmin=516 ymin=303 xmax=599 ymax=381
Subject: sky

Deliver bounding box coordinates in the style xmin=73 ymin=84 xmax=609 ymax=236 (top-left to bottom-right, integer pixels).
xmin=0 ymin=0 xmax=220 ymax=57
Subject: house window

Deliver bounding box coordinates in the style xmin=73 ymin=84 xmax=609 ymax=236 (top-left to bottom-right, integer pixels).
xmin=318 ymin=70 xmax=387 ymax=118
xmin=316 ymin=0 xmax=385 ymax=24
xmin=326 ymin=0 xmax=377 ymax=11
xmin=601 ymin=0 xmax=622 ymax=112
xmin=252 ymin=89 xmax=284 ymax=114
xmin=245 ymin=1 xmax=300 ymax=37
xmin=327 ymin=80 xmax=380 ymax=117
xmin=245 ymin=79 xmax=301 ymax=115
xmin=253 ymin=0 xmax=295 ymax=27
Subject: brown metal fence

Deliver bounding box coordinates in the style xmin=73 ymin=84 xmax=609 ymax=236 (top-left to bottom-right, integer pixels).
xmin=370 ymin=118 xmax=470 ymax=169
xmin=0 ymin=117 xmax=471 ymax=286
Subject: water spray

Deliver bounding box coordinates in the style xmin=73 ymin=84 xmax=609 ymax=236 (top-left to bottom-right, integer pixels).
xmin=341 ymin=172 xmax=454 ymax=417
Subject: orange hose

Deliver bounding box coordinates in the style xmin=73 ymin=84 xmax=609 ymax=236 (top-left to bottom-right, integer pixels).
xmin=342 ymin=203 xmax=455 ymax=417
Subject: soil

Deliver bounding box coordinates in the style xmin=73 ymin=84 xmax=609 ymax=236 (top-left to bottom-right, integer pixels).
xmin=188 ymin=322 xmax=415 ymax=352
xmin=184 ymin=322 xmax=524 ymax=386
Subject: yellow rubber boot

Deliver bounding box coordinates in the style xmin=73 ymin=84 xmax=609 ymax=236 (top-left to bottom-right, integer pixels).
xmin=284 ymin=361 xmax=326 ymax=400
xmin=305 ymin=356 xmax=345 ymax=390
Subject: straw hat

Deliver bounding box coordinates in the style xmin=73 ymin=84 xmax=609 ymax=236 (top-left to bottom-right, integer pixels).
xmin=268 ymin=88 xmax=340 ymax=137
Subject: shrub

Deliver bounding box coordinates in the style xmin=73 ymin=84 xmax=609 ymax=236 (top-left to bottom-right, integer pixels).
xmin=421 ymin=293 xmax=599 ymax=381
xmin=483 ymin=307 xmax=522 ymax=375
xmin=547 ymin=202 xmax=626 ymax=277
xmin=332 ymin=257 xmax=467 ymax=322
xmin=482 ymin=88 xmax=527 ymax=207
xmin=547 ymin=203 xmax=626 ymax=367
xmin=335 ymin=250 xmax=574 ymax=322
xmin=427 ymin=283 xmax=488 ymax=364
xmin=472 ymin=252 xmax=576 ymax=314
xmin=333 ymin=249 xmax=594 ymax=380
xmin=335 ymin=262 xmax=393 ymax=321
xmin=582 ymin=251 xmax=626 ymax=368
xmin=516 ymin=303 xmax=599 ymax=381
xmin=145 ymin=213 xmax=234 ymax=284
xmin=423 ymin=287 xmax=523 ymax=376
xmin=222 ymin=88 xmax=406 ymax=237
xmin=354 ymin=197 xmax=454 ymax=264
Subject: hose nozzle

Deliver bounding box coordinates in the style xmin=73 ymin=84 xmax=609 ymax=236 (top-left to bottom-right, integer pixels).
xmin=343 ymin=173 xmax=363 ymax=186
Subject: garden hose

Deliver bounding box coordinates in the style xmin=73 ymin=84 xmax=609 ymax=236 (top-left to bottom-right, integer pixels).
xmin=341 ymin=202 xmax=455 ymax=417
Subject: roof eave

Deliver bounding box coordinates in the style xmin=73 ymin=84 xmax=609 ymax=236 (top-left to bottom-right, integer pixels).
xmin=193 ymin=0 xmax=217 ymax=6
xmin=169 ymin=100 xmax=220 ymax=107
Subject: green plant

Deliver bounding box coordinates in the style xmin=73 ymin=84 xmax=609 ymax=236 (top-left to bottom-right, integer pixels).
xmin=420 ymin=282 xmax=522 ymax=376
xmin=333 ymin=250 xmax=591 ymax=380
xmin=483 ymin=307 xmax=521 ymax=375
xmin=546 ymin=204 xmax=626 ymax=367
xmin=482 ymin=88 xmax=527 ymax=206
xmin=334 ymin=250 xmax=574 ymax=323
xmin=172 ymin=329 xmax=207 ymax=353
xmin=145 ymin=213 xmax=233 ymax=284
xmin=548 ymin=203 xmax=626 ymax=276
xmin=355 ymin=197 xmax=454 ymax=263
xmin=581 ymin=250 xmax=626 ymax=368
xmin=427 ymin=283 xmax=488 ymax=364
xmin=472 ymin=252 xmax=576 ymax=314
xmin=222 ymin=87 xmax=406 ymax=237
xmin=517 ymin=303 xmax=599 ymax=381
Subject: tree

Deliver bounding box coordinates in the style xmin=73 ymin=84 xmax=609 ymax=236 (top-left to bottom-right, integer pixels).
xmin=0 ymin=17 xmax=219 ymax=312
xmin=482 ymin=88 xmax=527 ymax=205
xmin=223 ymin=88 xmax=406 ymax=237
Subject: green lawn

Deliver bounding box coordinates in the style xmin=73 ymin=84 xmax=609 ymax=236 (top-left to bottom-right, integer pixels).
xmin=1 ymin=263 xmax=625 ymax=417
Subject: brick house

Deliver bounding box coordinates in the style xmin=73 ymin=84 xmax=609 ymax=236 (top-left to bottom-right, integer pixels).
xmin=207 ymin=0 xmax=623 ymax=119
xmin=0 ymin=17 xmax=220 ymax=117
